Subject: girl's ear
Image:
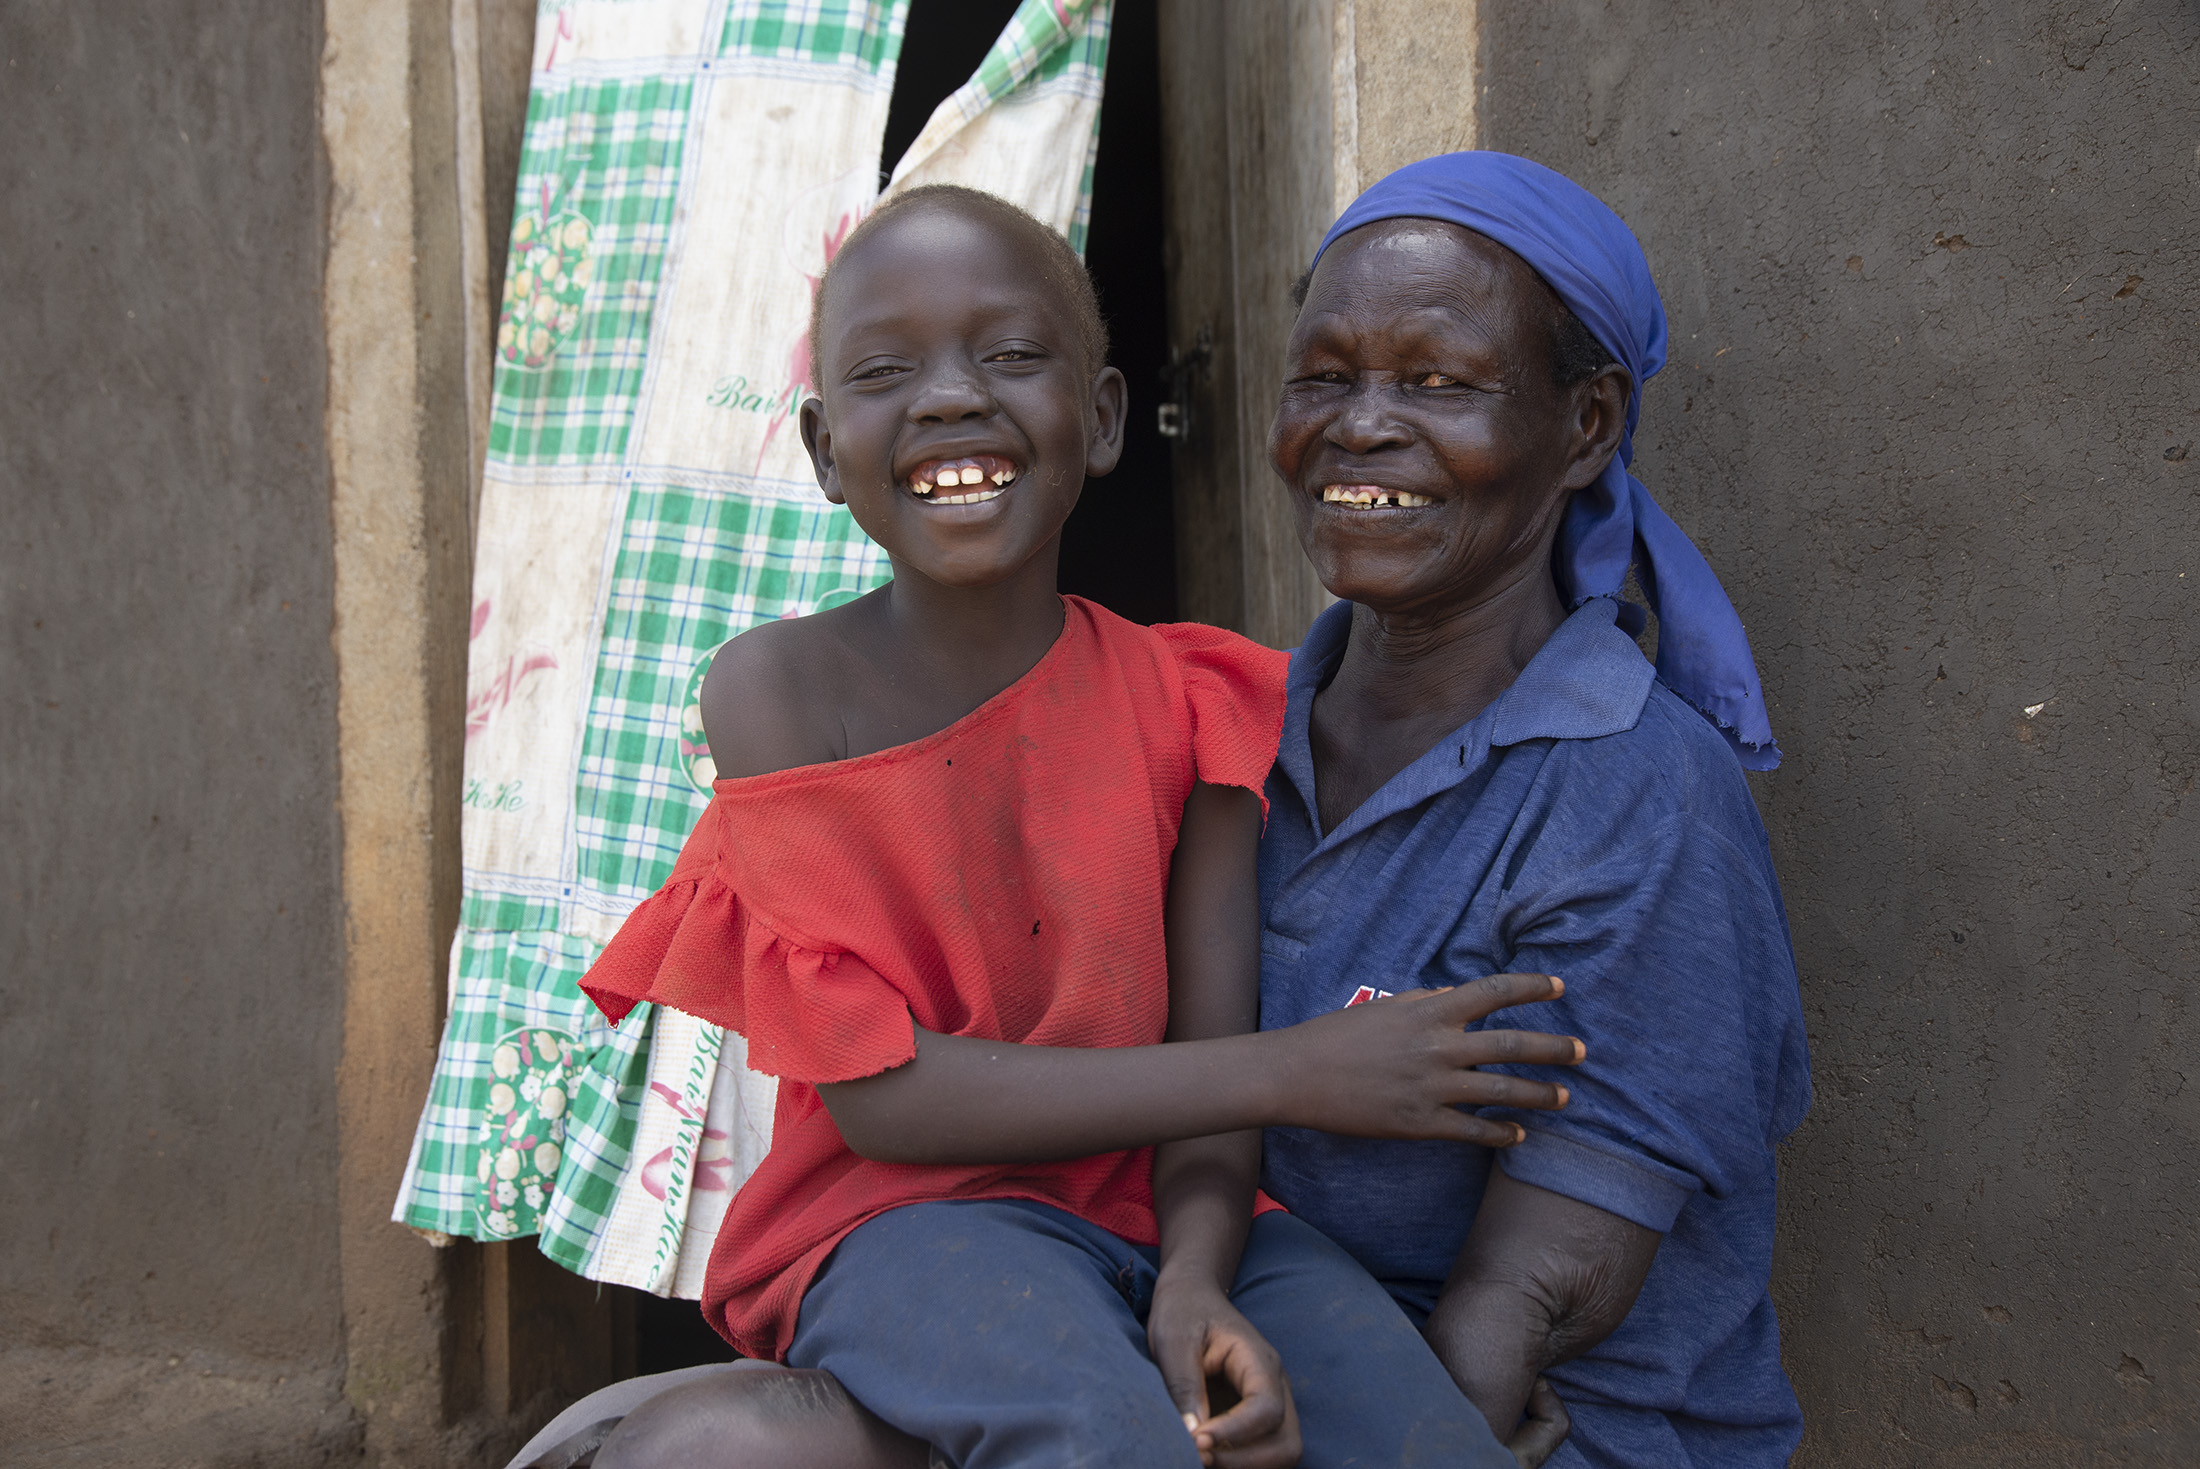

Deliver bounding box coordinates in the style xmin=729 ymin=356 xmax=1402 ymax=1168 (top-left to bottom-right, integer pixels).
xmin=1084 ymin=364 xmax=1128 ymax=479
xmin=799 ymin=396 xmax=845 ymax=504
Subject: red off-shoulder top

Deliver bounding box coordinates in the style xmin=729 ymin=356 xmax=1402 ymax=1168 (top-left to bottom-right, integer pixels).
xmin=582 ymin=596 xmax=1289 ymax=1359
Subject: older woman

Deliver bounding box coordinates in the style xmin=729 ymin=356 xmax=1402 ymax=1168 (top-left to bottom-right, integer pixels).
xmin=1254 ymin=152 xmax=1811 ymax=1466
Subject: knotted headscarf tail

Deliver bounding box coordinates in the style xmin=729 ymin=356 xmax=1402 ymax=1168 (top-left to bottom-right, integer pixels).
xmin=1312 ymin=152 xmax=1780 ymax=770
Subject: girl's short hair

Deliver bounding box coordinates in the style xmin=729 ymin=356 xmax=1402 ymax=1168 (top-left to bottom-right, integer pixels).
xmin=807 ymin=184 xmax=1109 ymax=389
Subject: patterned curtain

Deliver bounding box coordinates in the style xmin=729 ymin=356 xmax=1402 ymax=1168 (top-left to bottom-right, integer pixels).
xmin=395 ymin=0 xmax=1115 ymax=1298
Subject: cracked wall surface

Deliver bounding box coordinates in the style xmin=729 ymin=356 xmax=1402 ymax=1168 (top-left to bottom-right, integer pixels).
xmin=1477 ymin=2 xmax=2199 ymax=1461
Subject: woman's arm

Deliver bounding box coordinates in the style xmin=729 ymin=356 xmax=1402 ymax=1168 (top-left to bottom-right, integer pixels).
xmin=1422 ymin=1166 xmax=1661 ymax=1440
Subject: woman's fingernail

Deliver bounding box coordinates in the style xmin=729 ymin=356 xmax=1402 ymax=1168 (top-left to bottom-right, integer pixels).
xmin=1548 ymin=975 xmax=1565 ymax=995
xmin=1555 ymin=1086 xmax=1570 ymax=1106
xmin=1573 ymin=1039 xmax=1587 ymax=1061
xmin=1514 ymin=1124 xmax=1527 ymax=1144
xmin=1183 ymin=1412 xmax=1200 ymax=1433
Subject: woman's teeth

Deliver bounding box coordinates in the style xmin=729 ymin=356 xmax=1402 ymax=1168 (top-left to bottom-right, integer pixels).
xmin=1322 ymin=485 xmax=1433 ymax=509
xmin=910 ymin=457 xmax=1019 ymax=503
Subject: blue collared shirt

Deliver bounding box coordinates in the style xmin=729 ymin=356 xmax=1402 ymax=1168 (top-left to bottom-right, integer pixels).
xmin=1259 ymin=598 xmax=1812 ymax=1469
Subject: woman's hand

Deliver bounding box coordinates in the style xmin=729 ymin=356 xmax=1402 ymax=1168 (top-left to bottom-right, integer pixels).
xmin=1146 ymin=1271 xmax=1302 ymax=1469
xmin=1506 ymin=1377 xmax=1571 ymax=1466
xmin=1271 ymin=973 xmax=1584 ymax=1145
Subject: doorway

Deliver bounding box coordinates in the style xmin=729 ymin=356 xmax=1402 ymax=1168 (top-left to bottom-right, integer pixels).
xmin=1060 ymin=0 xmax=1177 ymax=625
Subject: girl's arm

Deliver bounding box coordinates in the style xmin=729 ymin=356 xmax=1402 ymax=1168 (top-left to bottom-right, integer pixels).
xmin=815 ymin=784 xmax=1590 ymax=1468
xmin=1144 ymin=782 xmax=1294 ymax=1468
xmin=1144 ymin=788 xmax=1580 ymax=1469
xmin=815 ymin=971 xmax=1582 ymax=1165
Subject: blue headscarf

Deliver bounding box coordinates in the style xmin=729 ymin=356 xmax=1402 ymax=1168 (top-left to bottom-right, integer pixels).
xmin=1313 ymin=152 xmax=1780 ymax=770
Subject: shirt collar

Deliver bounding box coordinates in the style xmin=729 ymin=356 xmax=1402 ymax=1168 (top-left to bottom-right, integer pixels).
xmin=1277 ymin=597 xmax=1655 ymax=844
xmin=1488 ymin=596 xmax=1657 ymax=746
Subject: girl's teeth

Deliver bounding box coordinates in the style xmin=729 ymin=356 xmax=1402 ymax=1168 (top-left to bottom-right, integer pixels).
xmin=911 ymin=458 xmax=1019 ymax=497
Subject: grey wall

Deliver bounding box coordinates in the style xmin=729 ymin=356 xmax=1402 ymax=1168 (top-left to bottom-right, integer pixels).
xmin=0 ymin=1 xmax=355 ymax=1459
xmin=1478 ymin=2 xmax=2198 ymax=1462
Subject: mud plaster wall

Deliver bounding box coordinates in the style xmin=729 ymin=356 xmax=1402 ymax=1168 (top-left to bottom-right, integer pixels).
xmin=0 ymin=0 xmax=356 ymax=1454
xmin=1475 ymin=3 xmax=2199 ymax=1462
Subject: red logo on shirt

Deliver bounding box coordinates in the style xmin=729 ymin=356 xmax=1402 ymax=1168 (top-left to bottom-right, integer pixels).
xmin=1343 ymin=985 xmax=1395 ymax=1008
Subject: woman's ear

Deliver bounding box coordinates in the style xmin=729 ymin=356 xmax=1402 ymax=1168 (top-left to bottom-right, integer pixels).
xmin=1561 ymin=365 xmax=1633 ymax=493
xmin=1084 ymin=364 xmax=1128 ymax=479
xmin=799 ymin=395 xmax=845 ymax=504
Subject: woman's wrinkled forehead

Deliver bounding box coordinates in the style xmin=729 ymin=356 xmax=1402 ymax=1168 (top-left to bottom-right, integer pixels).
xmin=1299 ymin=218 xmax=1559 ymax=352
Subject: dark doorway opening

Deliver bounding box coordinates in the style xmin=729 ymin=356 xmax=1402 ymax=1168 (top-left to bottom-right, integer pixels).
xmin=626 ymin=0 xmax=1175 ymax=1374
xmin=632 ymin=1286 xmax=738 ymax=1375
xmin=1060 ymin=0 xmax=1176 ymax=624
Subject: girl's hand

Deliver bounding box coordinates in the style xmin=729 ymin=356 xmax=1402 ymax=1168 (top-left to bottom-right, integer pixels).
xmin=1146 ymin=1272 xmax=1301 ymax=1469
xmin=1273 ymin=973 xmax=1583 ymax=1145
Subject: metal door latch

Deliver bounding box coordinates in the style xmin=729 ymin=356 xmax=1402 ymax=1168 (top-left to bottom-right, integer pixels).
xmin=1157 ymin=326 xmax=1213 ymax=441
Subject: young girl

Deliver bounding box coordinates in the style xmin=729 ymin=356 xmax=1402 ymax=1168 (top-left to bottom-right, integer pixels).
xmin=576 ymin=185 xmax=1582 ymax=1469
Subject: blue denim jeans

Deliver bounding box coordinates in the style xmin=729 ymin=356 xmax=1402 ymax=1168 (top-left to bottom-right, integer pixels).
xmin=786 ymin=1198 xmax=1511 ymax=1469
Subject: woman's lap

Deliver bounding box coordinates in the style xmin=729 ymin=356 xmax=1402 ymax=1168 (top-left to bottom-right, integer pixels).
xmin=1227 ymin=1211 xmax=1511 ymax=1469
xmin=503 ymin=1361 xmax=774 ymax=1469
xmin=792 ymin=1198 xmax=1508 ymax=1469
xmin=519 ymin=1200 xmax=1509 ymax=1469
xmin=788 ymin=1199 xmax=1204 ymax=1468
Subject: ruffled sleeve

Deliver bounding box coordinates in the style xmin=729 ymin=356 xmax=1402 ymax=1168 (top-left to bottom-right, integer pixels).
xmin=580 ymin=800 xmax=919 ymax=1083
xmin=1152 ymin=621 xmax=1290 ymax=811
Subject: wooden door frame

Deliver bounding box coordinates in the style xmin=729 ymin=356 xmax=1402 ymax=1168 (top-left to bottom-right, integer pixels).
xmin=1156 ymin=0 xmax=1347 ymax=648
xmin=1155 ymin=0 xmax=1482 ymax=647
xmin=324 ymin=2 xmax=626 ymax=1460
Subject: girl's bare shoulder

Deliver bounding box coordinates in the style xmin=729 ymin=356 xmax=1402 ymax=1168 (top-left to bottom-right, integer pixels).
xmin=698 ymin=596 xmax=876 ymax=780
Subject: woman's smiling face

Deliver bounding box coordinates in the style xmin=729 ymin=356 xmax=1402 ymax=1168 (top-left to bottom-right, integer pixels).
xmin=1270 ymin=218 xmax=1626 ymax=617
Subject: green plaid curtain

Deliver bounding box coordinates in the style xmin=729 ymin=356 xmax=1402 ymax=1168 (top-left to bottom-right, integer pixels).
xmin=396 ymin=0 xmax=1114 ymax=1295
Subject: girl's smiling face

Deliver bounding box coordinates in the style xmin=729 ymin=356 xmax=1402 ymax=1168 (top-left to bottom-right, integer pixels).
xmin=1269 ymin=219 xmax=1629 ymax=617
xmin=800 ymin=204 xmax=1125 ymax=590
